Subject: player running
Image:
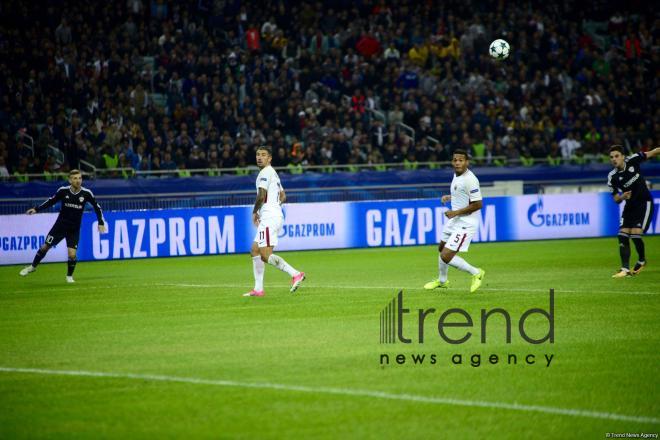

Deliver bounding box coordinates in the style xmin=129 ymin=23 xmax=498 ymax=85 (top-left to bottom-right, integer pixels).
xmin=424 ymin=149 xmax=486 ymax=292
xmin=19 ymin=169 xmax=106 ymax=283
xmin=608 ymin=145 xmax=659 ymax=278
xmin=244 ymin=146 xmax=305 ymax=297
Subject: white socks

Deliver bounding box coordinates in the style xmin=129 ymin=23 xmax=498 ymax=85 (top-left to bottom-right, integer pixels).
xmin=267 ymin=254 xmax=298 ymax=277
xmin=438 ymin=255 xmax=449 ymax=282
xmin=252 ymin=256 xmax=265 ymax=291
xmin=448 ymin=255 xmax=479 ymax=275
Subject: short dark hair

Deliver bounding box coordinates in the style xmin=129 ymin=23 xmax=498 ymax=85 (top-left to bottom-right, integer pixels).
xmin=608 ymin=145 xmax=624 ymax=155
xmin=69 ymin=169 xmax=82 ymax=176
xmin=453 ymin=149 xmax=469 ymax=160
xmin=256 ymin=145 xmax=272 ymax=156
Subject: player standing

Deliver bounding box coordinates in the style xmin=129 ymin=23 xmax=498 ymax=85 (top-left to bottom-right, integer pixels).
xmin=424 ymin=150 xmax=485 ymax=292
xmin=244 ymin=146 xmax=305 ymax=297
xmin=607 ymin=145 xmax=659 ymax=277
xmin=19 ymin=169 xmax=107 ymax=282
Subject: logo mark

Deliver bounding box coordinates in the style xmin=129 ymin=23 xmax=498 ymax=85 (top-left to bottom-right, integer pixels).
xmin=527 ymin=197 xmax=545 ymax=227
xmin=380 ymin=292 xmax=400 ymax=344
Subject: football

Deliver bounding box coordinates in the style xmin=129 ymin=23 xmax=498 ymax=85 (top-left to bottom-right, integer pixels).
xmin=489 ymin=39 xmax=510 ymax=60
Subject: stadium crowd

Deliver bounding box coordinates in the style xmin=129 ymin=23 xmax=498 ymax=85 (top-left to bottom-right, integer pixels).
xmin=0 ymin=0 xmax=658 ymax=180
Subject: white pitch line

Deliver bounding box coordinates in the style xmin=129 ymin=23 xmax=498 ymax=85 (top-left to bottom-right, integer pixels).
xmin=154 ymin=283 xmax=659 ymax=296
xmin=0 ymin=366 xmax=657 ymax=425
xmin=6 ymin=282 xmax=659 ymax=296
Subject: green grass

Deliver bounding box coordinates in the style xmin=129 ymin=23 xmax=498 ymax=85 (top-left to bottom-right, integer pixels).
xmin=1 ymin=237 xmax=659 ymax=439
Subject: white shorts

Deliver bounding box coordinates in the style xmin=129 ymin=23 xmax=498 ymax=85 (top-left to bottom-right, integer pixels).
xmin=254 ymin=216 xmax=284 ymax=248
xmin=441 ymin=218 xmax=476 ymax=252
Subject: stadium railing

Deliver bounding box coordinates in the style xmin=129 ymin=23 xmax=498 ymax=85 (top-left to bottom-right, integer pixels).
xmin=0 ymin=155 xmax=621 ymax=182
xmin=0 ymin=182 xmax=456 ymax=214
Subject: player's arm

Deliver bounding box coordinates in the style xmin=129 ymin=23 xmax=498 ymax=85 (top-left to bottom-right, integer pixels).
xmin=252 ymin=188 xmax=267 ymax=225
xmin=608 ymin=175 xmax=631 ymax=204
xmin=87 ymin=192 xmax=107 ymax=233
xmin=612 ymin=190 xmax=631 ymax=204
xmin=626 ymin=148 xmax=660 ymax=165
xmin=645 ymin=147 xmax=660 ymax=159
xmin=446 ymin=200 xmax=482 ymax=218
xmin=27 ymin=189 xmax=64 ymax=214
xmin=441 ymin=194 xmax=451 ymax=203
xmin=279 ymin=189 xmax=286 ymax=204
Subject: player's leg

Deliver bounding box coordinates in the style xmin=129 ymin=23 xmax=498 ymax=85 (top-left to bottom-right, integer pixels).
xmin=424 ymin=220 xmax=453 ymax=290
xmin=441 ymin=230 xmax=485 ymax=293
xmin=424 ymin=241 xmax=450 ymax=289
xmin=244 ymin=241 xmax=266 ymax=296
xmin=613 ymin=224 xmax=632 ymax=278
xmin=260 ymin=218 xmax=305 ymax=292
xmin=437 ymin=241 xmax=450 ymax=283
xmin=631 ymin=200 xmax=654 ymax=275
xmin=65 ymin=229 xmax=80 ymax=283
xmin=66 ymin=247 xmax=77 ymax=283
xmin=20 ymin=243 xmax=51 ymax=276
xmin=20 ymin=224 xmax=61 ymax=276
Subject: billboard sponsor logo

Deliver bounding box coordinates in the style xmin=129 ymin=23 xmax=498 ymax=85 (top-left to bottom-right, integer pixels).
xmin=527 ymin=197 xmax=590 ymax=228
xmin=1 ymin=235 xmax=46 ymax=251
xmin=365 ymin=205 xmax=496 ymax=246
xmin=279 ymin=222 xmax=335 ymax=238
xmin=91 ymin=215 xmax=235 ymax=259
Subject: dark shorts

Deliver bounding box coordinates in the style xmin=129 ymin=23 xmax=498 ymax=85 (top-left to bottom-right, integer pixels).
xmin=45 ymin=221 xmax=80 ymax=249
xmin=621 ymin=199 xmax=655 ymax=233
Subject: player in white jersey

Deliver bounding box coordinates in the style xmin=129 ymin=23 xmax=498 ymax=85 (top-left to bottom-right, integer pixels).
xmin=244 ymin=146 xmax=305 ymax=297
xmin=424 ymin=150 xmax=486 ymax=292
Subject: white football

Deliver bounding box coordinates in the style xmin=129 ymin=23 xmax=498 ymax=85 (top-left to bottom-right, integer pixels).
xmin=489 ymin=39 xmax=510 ymax=60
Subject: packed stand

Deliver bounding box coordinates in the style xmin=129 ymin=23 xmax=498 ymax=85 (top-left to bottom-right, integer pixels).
xmin=0 ymin=0 xmax=658 ymax=181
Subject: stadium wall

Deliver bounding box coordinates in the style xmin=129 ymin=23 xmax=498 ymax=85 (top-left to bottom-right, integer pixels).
xmin=1 ymin=192 xmax=658 ymax=265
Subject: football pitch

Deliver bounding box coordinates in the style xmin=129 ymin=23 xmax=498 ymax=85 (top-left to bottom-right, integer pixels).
xmin=1 ymin=237 xmax=658 ymax=438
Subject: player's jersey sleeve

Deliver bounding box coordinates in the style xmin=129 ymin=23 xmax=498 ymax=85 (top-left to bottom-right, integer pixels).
xmin=625 ymin=152 xmax=646 ymax=166
xmin=467 ymin=174 xmax=482 ymax=202
xmin=84 ymin=189 xmax=105 ymax=225
xmin=607 ymin=170 xmax=617 ymax=194
xmin=35 ymin=187 xmax=66 ymax=212
xmin=257 ymin=168 xmax=271 ymax=191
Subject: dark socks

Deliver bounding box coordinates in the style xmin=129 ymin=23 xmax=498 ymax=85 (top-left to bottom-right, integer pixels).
xmin=630 ymin=235 xmax=645 ymax=263
xmin=617 ymin=232 xmax=630 ymax=270
xmin=67 ymin=258 xmax=77 ymax=276
xmin=32 ymin=249 xmax=47 ymax=267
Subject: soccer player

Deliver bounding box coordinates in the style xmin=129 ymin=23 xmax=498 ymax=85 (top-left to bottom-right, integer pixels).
xmin=424 ymin=149 xmax=486 ymax=292
xmin=19 ymin=169 xmax=107 ymax=282
xmin=607 ymin=145 xmax=659 ymax=277
xmin=243 ymin=146 xmax=305 ymax=297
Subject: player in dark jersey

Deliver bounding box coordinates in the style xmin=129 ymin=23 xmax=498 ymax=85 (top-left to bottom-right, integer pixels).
xmin=607 ymin=145 xmax=660 ymax=278
xmin=19 ymin=169 xmax=107 ymax=283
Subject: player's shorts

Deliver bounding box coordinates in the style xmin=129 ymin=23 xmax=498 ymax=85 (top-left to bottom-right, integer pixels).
xmin=45 ymin=221 xmax=80 ymax=249
xmin=621 ymin=199 xmax=654 ymax=232
xmin=441 ymin=218 xmax=476 ymax=252
xmin=254 ymin=216 xmax=284 ymax=248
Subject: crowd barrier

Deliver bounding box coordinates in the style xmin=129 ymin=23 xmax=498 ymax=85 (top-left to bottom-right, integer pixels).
xmin=3 ymin=163 xmax=659 ymax=199
xmin=1 ymin=191 xmax=658 ymax=265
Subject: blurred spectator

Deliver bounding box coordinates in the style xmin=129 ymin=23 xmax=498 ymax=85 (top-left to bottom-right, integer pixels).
xmin=559 ymin=132 xmax=582 ymax=162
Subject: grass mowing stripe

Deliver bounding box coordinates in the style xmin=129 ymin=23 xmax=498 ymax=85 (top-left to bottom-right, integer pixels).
xmin=1 ymin=366 xmax=658 ymax=425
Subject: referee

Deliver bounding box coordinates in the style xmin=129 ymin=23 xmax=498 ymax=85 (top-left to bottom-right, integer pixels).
xmin=19 ymin=169 xmax=107 ymax=283
xmin=607 ymin=145 xmax=659 ymax=278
